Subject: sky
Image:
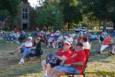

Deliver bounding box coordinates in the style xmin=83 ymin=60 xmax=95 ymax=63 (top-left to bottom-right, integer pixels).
xmin=28 ymin=0 xmax=43 ymax=8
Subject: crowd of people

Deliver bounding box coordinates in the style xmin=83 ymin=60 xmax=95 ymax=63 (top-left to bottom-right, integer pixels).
xmin=41 ymin=35 xmax=90 ymax=77
xmin=0 ymin=29 xmax=115 ymax=77
xmin=40 ymin=30 xmax=115 ymax=77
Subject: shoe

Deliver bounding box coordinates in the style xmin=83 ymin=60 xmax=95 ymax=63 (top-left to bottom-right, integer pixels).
xmin=18 ymin=58 xmax=24 ymax=64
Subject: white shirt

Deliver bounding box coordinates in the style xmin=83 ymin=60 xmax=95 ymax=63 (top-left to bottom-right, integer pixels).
xmin=24 ymin=41 xmax=33 ymax=47
xmin=83 ymin=42 xmax=91 ymax=49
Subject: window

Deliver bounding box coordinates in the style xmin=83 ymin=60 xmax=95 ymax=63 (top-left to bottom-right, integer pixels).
xmin=23 ymin=8 xmax=28 ymax=13
xmin=22 ymin=13 xmax=28 ymax=19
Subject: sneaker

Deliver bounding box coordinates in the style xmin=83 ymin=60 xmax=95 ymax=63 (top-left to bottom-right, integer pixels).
xmin=18 ymin=58 xmax=24 ymax=64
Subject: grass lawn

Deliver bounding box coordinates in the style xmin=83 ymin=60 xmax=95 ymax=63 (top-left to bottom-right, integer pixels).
xmin=0 ymin=40 xmax=115 ymax=77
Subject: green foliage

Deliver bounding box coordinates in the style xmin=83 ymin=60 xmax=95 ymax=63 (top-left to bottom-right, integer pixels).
xmin=0 ymin=0 xmax=21 ymax=16
xmin=30 ymin=9 xmax=38 ymax=27
xmin=80 ymin=0 xmax=115 ymax=22
xmin=35 ymin=2 xmax=64 ymax=30
xmin=0 ymin=0 xmax=21 ymax=29
xmin=59 ymin=0 xmax=82 ymax=23
xmin=0 ymin=10 xmax=9 ymax=16
xmin=1 ymin=0 xmax=115 ymax=30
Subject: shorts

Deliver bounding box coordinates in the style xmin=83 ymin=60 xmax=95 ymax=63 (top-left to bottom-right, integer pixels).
xmin=54 ymin=65 xmax=80 ymax=74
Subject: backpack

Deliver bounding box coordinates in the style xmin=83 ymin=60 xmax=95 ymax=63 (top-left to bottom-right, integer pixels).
xmin=46 ymin=53 xmax=61 ymax=67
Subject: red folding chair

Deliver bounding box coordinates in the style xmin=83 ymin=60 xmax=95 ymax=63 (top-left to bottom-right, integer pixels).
xmin=60 ymin=55 xmax=89 ymax=77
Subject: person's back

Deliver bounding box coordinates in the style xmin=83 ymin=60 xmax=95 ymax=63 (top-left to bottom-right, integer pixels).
xmin=102 ymin=35 xmax=112 ymax=45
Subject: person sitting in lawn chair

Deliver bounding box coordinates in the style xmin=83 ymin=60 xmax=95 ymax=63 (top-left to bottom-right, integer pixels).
xmin=29 ymin=36 xmax=43 ymax=58
xmin=41 ymin=41 xmax=73 ymax=77
xmin=99 ymin=34 xmax=112 ymax=54
xmin=48 ymin=43 xmax=87 ymax=77
xmin=82 ymin=37 xmax=91 ymax=58
xmin=16 ymin=36 xmax=33 ymax=64
xmin=111 ymin=35 xmax=115 ymax=55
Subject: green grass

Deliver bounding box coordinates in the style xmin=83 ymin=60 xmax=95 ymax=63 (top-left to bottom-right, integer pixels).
xmin=0 ymin=63 xmax=43 ymax=77
xmin=0 ymin=40 xmax=115 ymax=77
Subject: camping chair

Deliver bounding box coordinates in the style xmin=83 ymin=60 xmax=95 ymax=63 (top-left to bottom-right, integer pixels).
xmin=60 ymin=55 xmax=89 ymax=77
xmin=84 ymin=49 xmax=90 ymax=59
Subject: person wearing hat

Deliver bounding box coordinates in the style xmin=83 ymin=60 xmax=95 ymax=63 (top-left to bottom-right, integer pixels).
xmin=99 ymin=34 xmax=112 ymax=54
xmin=48 ymin=43 xmax=87 ymax=77
xmin=46 ymin=41 xmax=74 ymax=77
xmin=16 ymin=36 xmax=33 ymax=64
xmin=41 ymin=41 xmax=73 ymax=77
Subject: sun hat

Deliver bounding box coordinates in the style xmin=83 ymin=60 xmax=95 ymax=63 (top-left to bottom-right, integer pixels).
xmin=64 ymin=41 xmax=71 ymax=46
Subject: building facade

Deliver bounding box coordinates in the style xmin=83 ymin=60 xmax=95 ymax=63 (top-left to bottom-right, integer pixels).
xmin=19 ymin=0 xmax=31 ymax=30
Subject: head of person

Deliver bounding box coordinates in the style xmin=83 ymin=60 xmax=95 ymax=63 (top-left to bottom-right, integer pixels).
xmin=35 ymin=36 xmax=41 ymax=43
xmin=63 ymin=41 xmax=71 ymax=51
xmin=83 ymin=37 xmax=88 ymax=42
xmin=27 ymin=37 xmax=32 ymax=41
xmin=75 ymin=43 xmax=83 ymax=51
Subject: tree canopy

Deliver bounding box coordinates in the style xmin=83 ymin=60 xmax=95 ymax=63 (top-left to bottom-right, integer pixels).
xmin=1 ymin=0 xmax=115 ymax=30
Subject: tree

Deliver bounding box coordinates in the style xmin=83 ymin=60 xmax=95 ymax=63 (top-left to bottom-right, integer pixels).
xmin=59 ymin=0 xmax=82 ymax=30
xmin=79 ymin=0 xmax=115 ymax=29
xmin=0 ymin=0 xmax=21 ymax=29
xmin=35 ymin=2 xmax=64 ymax=31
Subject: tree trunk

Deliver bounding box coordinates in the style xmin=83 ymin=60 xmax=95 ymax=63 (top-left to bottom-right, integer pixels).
xmin=112 ymin=20 xmax=115 ymax=30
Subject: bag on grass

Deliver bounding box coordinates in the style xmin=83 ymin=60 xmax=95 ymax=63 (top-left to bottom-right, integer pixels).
xmin=46 ymin=53 xmax=61 ymax=67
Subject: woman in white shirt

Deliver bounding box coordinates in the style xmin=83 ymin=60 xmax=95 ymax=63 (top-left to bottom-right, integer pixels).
xmin=82 ymin=37 xmax=91 ymax=58
xmin=17 ymin=37 xmax=33 ymax=64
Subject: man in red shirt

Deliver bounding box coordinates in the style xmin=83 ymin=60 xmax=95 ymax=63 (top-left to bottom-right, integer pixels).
xmin=49 ymin=43 xmax=87 ymax=77
xmin=42 ymin=41 xmax=73 ymax=77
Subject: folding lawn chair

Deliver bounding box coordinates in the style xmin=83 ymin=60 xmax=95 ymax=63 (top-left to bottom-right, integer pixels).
xmin=60 ymin=54 xmax=89 ymax=77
